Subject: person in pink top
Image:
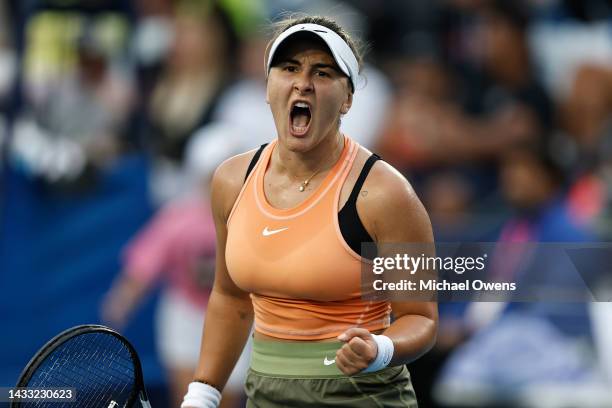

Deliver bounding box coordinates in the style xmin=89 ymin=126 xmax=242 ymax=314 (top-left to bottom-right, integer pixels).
xmin=121 ymin=196 xmax=216 ymax=310
xmin=101 ymin=123 xmax=248 ymax=408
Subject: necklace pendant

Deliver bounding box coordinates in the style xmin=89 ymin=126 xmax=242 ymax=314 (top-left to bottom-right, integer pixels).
xmin=299 ymin=185 xmax=305 ymax=192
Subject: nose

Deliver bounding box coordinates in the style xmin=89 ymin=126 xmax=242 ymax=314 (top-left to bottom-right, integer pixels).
xmin=293 ymin=70 xmax=314 ymax=94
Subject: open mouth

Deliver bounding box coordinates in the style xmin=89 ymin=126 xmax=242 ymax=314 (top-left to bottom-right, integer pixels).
xmin=290 ymin=102 xmax=312 ymax=136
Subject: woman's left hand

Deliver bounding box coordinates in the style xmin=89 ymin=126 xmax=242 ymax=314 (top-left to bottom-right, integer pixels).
xmin=335 ymin=328 xmax=378 ymax=375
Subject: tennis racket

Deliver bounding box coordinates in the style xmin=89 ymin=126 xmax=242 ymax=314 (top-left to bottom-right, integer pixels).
xmin=11 ymin=324 xmax=152 ymax=408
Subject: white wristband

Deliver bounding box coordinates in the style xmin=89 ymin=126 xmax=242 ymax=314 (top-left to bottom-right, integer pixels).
xmin=180 ymin=382 xmax=222 ymax=408
xmin=363 ymin=334 xmax=394 ymax=373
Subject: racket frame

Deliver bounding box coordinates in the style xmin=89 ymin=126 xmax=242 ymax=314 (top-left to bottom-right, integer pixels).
xmin=12 ymin=324 xmax=151 ymax=408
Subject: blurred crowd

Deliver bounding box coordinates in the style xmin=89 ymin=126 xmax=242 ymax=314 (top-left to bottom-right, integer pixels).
xmin=2 ymin=0 xmax=612 ymax=407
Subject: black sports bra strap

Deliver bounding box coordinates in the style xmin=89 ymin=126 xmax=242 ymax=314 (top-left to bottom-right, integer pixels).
xmin=347 ymin=153 xmax=381 ymax=204
xmin=244 ymin=143 xmax=269 ymax=182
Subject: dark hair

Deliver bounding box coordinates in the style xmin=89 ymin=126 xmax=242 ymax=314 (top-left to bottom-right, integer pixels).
xmin=484 ymin=0 xmax=531 ymax=31
xmin=506 ymin=141 xmax=567 ymax=187
xmin=265 ymin=15 xmax=365 ymax=77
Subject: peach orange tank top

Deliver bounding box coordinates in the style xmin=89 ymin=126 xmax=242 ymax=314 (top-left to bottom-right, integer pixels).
xmin=225 ymin=136 xmax=391 ymax=340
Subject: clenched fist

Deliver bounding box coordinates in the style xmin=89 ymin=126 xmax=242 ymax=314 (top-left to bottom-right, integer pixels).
xmin=336 ymin=328 xmax=378 ymax=375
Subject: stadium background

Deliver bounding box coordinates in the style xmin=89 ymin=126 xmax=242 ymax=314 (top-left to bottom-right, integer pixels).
xmin=1 ymin=0 xmax=612 ymax=406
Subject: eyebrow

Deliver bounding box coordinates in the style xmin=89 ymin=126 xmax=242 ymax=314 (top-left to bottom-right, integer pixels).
xmin=278 ymin=58 xmax=342 ymax=73
xmin=313 ymin=62 xmax=341 ymax=72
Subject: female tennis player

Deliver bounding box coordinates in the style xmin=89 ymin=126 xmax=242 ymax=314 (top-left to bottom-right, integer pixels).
xmin=181 ymin=15 xmax=437 ymax=408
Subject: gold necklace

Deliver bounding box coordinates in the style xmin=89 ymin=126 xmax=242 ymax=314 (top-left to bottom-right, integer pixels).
xmin=299 ymin=169 xmax=321 ymax=192
xmin=288 ymin=135 xmax=344 ymax=192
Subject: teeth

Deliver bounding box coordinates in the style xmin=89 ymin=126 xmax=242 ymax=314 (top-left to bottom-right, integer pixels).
xmin=295 ymin=102 xmax=309 ymax=108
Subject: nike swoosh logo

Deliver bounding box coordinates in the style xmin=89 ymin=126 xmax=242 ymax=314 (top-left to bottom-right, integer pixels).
xmin=262 ymin=226 xmax=289 ymax=236
xmin=323 ymin=356 xmax=336 ymax=366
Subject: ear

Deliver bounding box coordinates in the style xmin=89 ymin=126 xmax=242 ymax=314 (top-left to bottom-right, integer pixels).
xmin=340 ymin=91 xmax=353 ymax=114
xmin=265 ymin=81 xmax=270 ymax=104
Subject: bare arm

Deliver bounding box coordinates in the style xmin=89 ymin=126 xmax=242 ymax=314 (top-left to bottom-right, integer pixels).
xmin=336 ymin=160 xmax=438 ymax=374
xmin=371 ymin=162 xmax=437 ymax=365
xmin=101 ymin=273 xmax=150 ymax=329
xmin=191 ymin=152 xmax=256 ymax=390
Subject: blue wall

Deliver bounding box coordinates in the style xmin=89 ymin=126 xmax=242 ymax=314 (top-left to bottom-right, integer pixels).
xmin=0 ymin=155 xmax=164 ymax=390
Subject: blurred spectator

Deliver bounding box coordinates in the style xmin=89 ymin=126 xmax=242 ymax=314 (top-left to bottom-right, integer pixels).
xmin=560 ymin=65 xmax=612 ymax=233
xmin=10 ymin=17 xmax=134 ymax=189
xmin=435 ymin=143 xmax=600 ymax=407
xmin=377 ymin=0 xmax=553 ymax=208
xmin=144 ymin=0 xmax=238 ymax=204
xmin=0 ymin=0 xmax=16 ymax=116
xmin=350 ymin=0 xmax=444 ymax=64
xmin=102 ymin=123 xmax=249 ymax=408
xmin=530 ymin=14 xmax=612 ymax=102
xmin=460 ymin=0 xmax=552 ymax=129
xmin=423 ymin=171 xmax=486 ymax=242
xmin=0 ymin=0 xmax=15 ymax=166
xmin=211 ymin=33 xmax=274 ymax=149
xmin=558 ymin=65 xmax=612 ymax=167
xmin=376 ymin=54 xmax=463 ymax=170
xmin=523 ymin=0 xmax=612 ymax=238
xmin=131 ymin=0 xmax=174 ymax=68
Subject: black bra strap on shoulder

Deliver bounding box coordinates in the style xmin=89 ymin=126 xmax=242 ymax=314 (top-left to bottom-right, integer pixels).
xmin=348 ymin=153 xmax=381 ymax=204
xmin=244 ymin=143 xmax=269 ymax=182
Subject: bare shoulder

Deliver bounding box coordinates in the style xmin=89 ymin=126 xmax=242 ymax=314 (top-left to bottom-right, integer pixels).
xmin=358 ymin=157 xmax=433 ymax=243
xmin=363 ymin=159 xmax=419 ymax=207
xmin=211 ymin=148 xmax=260 ymax=221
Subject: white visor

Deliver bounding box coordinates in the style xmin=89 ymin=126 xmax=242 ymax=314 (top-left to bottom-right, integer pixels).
xmin=266 ymin=23 xmax=360 ymax=92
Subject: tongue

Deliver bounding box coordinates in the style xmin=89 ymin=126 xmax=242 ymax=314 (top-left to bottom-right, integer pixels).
xmin=292 ymin=112 xmax=310 ymax=128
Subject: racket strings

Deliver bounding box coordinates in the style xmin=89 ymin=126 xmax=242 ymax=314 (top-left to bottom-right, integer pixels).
xmin=23 ymin=332 xmax=137 ymax=408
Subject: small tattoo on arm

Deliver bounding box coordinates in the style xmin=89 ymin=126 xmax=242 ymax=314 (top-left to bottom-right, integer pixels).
xmin=361 ymin=190 xmax=368 ymax=197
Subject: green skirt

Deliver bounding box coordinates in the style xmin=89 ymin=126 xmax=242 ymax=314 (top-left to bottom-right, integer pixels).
xmin=245 ymin=338 xmax=418 ymax=407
